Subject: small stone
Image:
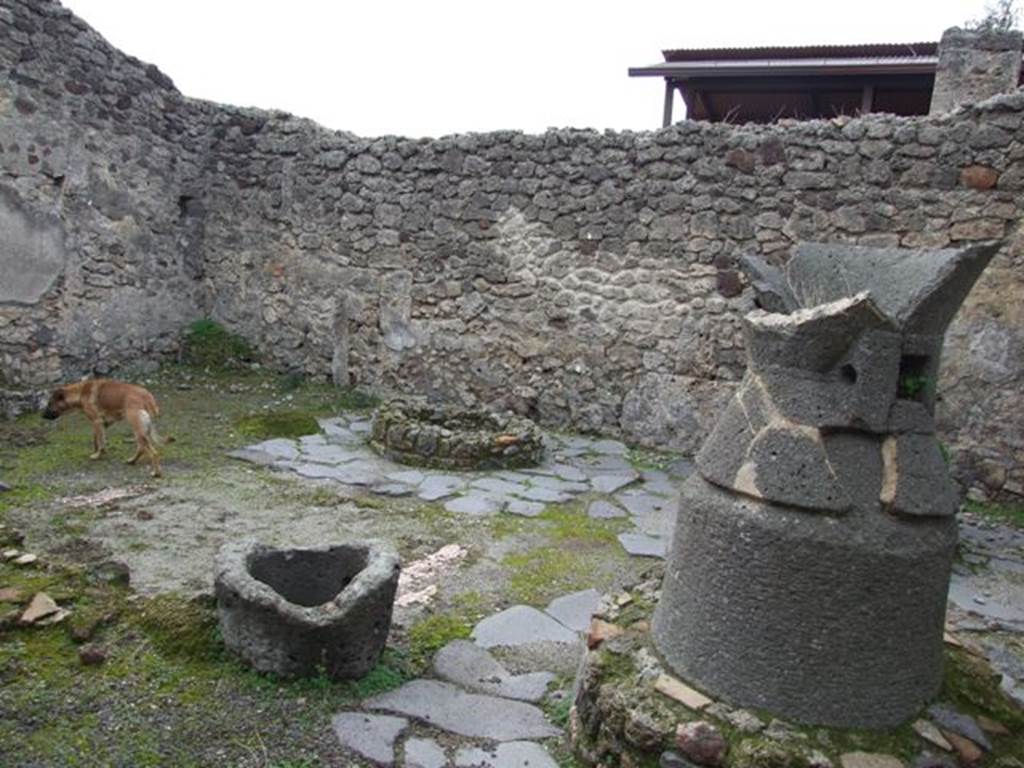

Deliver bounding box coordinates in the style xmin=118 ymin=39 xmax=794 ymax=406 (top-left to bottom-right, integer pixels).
xmin=587 ymin=618 xmax=625 ymax=649
xmin=764 ymin=719 xmax=804 ymax=741
xmin=975 ymin=715 xmax=1009 ymax=736
xmin=808 ymin=750 xmax=834 ymax=768
xmin=90 ymin=560 xmax=131 ymax=586
xmin=78 ymin=645 xmax=107 ymax=666
xmin=14 ymin=553 xmax=38 ymax=566
xmin=0 ymin=587 xmax=26 ymax=603
xmin=2 ymin=549 xmax=20 ymax=560
xmin=912 ymin=720 xmax=952 ymax=751
xmin=0 ymin=481 xmax=10 ymax=493
xmin=675 ymin=720 xmax=728 ymax=767
xmin=943 ymin=733 xmax=983 ymax=766
xmin=726 ymin=708 xmax=765 ymax=733
xmin=960 ymin=165 xmax=998 ymax=190
xmin=332 ymin=712 xmax=408 ymax=766
xmin=927 ymin=705 xmax=991 ymax=751
xmin=655 ymin=674 xmax=712 ymax=711
xmin=661 ymin=751 xmax=697 ymax=768
xmin=19 ymin=593 xmax=60 ymax=625
xmin=840 ymin=752 xmax=905 ymax=768
xmin=617 ymin=532 xmax=668 ymax=558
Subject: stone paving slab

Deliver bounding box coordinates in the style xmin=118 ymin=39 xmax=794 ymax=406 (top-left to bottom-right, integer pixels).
xmin=472 ymin=605 xmax=579 ymax=648
xmin=404 ymin=737 xmax=448 ymax=768
xmin=331 ymin=712 xmax=408 ymax=766
xmin=507 ymin=499 xmax=546 ymax=517
xmin=454 ymin=741 xmax=558 ymax=768
xmin=433 ymin=639 xmax=555 ymax=702
xmin=587 ymin=500 xmax=627 ymax=519
xmin=590 ymin=472 xmax=639 ymax=494
xmin=618 ymin=532 xmax=668 ymax=558
xmin=544 ymin=588 xmax=601 ymax=633
xmin=445 ymin=495 xmax=505 ymax=516
xmin=364 ymin=680 xmax=560 ymax=741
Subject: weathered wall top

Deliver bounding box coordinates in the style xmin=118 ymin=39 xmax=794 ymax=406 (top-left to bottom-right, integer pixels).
xmin=930 ymin=26 xmax=1024 ymax=114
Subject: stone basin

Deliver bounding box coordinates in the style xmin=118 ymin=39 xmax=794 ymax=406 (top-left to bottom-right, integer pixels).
xmin=214 ymin=539 xmax=400 ymax=680
xmin=370 ymin=396 xmax=545 ymax=470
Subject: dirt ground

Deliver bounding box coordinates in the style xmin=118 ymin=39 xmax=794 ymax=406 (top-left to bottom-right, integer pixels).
xmin=0 ymin=367 xmax=660 ymax=767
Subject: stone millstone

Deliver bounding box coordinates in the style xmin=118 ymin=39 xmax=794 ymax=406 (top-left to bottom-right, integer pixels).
xmin=365 ymin=679 xmax=560 ymax=740
xmin=652 ymin=476 xmax=956 ymax=727
xmin=215 ymin=539 xmax=400 ymax=680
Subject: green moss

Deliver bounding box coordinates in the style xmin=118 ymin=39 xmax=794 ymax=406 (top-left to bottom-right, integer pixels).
xmin=181 ymin=319 xmax=255 ymax=368
xmin=539 ymin=502 xmax=628 ymax=544
xmin=235 ymin=411 xmax=320 ymax=440
xmin=731 ymin=739 xmax=814 ymax=768
xmin=406 ymin=612 xmax=473 ymax=668
xmin=626 ymin=445 xmax=680 ymax=472
xmin=132 ymin=593 xmax=223 ymax=662
xmin=964 ymin=499 xmax=1024 ymax=529
xmin=941 ymin=646 xmax=1024 ymax=730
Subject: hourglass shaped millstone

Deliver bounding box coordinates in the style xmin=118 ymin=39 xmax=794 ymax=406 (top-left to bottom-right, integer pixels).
xmin=652 ymin=241 xmax=1000 ymax=728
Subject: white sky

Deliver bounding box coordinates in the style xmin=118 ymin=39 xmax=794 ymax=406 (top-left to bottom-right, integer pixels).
xmin=60 ymin=0 xmax=987 ymax=138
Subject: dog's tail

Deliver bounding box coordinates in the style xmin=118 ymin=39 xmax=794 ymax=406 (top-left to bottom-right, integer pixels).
xmin=141 ymin=410 xmax=175 ymax=446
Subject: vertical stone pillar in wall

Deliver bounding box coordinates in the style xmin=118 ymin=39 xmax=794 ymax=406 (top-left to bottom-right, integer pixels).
xmin=331 ymin=295 xmax=349 ymax=387
xmin=929 ymin=26 xmax=1023 ymax=114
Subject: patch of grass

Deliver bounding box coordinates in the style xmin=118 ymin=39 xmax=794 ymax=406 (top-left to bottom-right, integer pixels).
xmin=539 ymin=502 xmax=628 ymax=544
xmin=181 ymin=319 xmax=255 ymax=369
xmin=406 ymin=612 xmax=473 ymax=669
xmin=545 ymin=691 xmax=574 ymax=729
xmin=235 ymin=411 xmax=320 ymax=440
xmin=503 ymin=546 xmax=600 ymax=605
xmin=941 ymin=646 xmax=1024 ymax=730
xmin=626 ymin=445 xmax=680 ymax=472
xmin=131 ymin=593 xmax=223 ymax=662
xmin=965 ymin=498 xmax=1024 ymax=529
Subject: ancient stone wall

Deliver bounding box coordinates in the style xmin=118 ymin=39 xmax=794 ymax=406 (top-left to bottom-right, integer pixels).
xmin=3 ymin=0 xmax=1023 ymax=498
xmin=0 ymin=0 xmax=209 ymax=387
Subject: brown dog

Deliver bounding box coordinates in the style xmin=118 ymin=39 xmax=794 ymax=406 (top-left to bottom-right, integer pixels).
xmin=42 ymin=379 xmax=172 ymax=477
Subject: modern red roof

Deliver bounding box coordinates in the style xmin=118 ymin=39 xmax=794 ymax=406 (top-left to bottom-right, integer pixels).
xmin=662 ymin=42 xmax=938 ymax=62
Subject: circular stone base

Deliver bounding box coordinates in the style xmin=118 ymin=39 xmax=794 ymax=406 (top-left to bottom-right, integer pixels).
xmin=370 ymin=397 xmax=544 ymax=470
xmin=652 ymin=476 xmax=957 ymax=728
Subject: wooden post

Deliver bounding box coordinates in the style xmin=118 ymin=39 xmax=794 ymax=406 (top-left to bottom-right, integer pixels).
xmin=662 ymin=80 xmax=675 ymax=127
xmin=861 ymin=84 xmax=875 ymax=115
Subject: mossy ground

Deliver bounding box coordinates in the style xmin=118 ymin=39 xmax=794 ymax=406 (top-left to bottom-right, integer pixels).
xmin=965 ymin=498 xmax=1024 ymax=529
xmin=0 ymin=365 xmax=651 ymax=765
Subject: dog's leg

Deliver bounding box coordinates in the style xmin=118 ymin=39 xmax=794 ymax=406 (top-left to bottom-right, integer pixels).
xmin=125 ymin=409 xmax=146 ymax=465
xmin=88 ymin=419 xmax=106 ymax=460
xmin=129 ymin=410 xmax=162 ymax=477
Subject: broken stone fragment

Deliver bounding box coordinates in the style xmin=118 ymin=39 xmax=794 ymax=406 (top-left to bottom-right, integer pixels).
xmin=19 ymin=592 xmax=60 ymax=625
xmin=78 ymin=644 xmax=107 ymax=666
xmin=586 ymin=618 xmax=625 ymax=649
xmin=0 ymin=587 xmax=26 ymax=603
xmin=737 ymin=254 xmax=799 ymax=313
xmin=912 ymin=719 xmax=952 ymax=751
xmin=942 ymin=733 xmax=983 ymax=766
xmin=880 ymin=435 xmax=959 ymax=517
xmin=13 ymin=553 xmax=38 ymax=566
xmin=654 ymin=674 xmax=712 ymax=711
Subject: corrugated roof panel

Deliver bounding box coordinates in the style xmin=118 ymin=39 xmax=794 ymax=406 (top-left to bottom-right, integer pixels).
xmin=662 ymin=42 xmax=938 ymax=62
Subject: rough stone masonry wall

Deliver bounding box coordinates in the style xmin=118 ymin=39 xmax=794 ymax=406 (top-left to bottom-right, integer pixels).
xmin=2 ymin=0 xmax=1023 ymax=498
xmin=0 ymin=0 xmax=209 ymax=389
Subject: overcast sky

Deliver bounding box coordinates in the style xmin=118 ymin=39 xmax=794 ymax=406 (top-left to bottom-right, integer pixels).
xmin=60 ymin=0 xmax=987 ymax=138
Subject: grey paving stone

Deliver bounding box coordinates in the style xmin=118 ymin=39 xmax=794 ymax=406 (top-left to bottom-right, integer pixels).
xmin=349 ymin=420 xmax=373 ymax=434
xmin=365 ymin=680 xmax=559 ymax=741
xmin=293 ymin=462 xmax=351 ymax=480
xmin=454 ymin=741 xmax=558 ymax=768
xmin=494 ymin=470 xmax=537 ymax=485
xmin=445 ymin=494 xmax=505 ymax=516
xmin=588 ymin=499 xmax=627 ymax=519
xmin=226 ymin=448 xmax=277 ymax=466
xmin=472 ymin=477 xmax=528 ymax=497
xmin=667 ymin=458 xmax=696 ymax=479
xmin=249 ymin=438 xmax=300 ymax=461
xmin=926 ymin=704 xmax=992 ymax=751
xmin=591 ymin=439 xmax=628 ymax=456
xmin=616 ymin=491 xmax=674 ymax=517
xmin=417 ymin=475 xmax=466 ymax=501
xmin=577 ymin=455 xmax=634 ymax=474
xmin=319 ymin=419 xmax=365 ymax=445
xmin=433 ymin=639 xmax=555 ymax=702
xmin=526 ymin=474 xmax=589 ymax=493
xmin=332 ymin=461 xmax=386 ymax=486
xmin=546 ymin=463 xmax=588 ymax=482
xmin=633 ymin=509 xmax=676 ymax=537
xmin=545 ymin=589 xmax=601 ymax=632
xmin=618 ymin=532 xmax=668 ymax=558
xmin=472 ymin=605 xmax=579 ymax=648
xmin=299 ymin=433 xmax=327 ymax=448
xmin=371 ymin=482 xmax=414 ymax=497
xmin=387 ymin=469 xmax=426 ymax=485
xmin=514 ymin=486 xmax=571 ymax=503
xmin=301 ymin=441 xmax=365 ymax=465
xmin=404 ymin=737 xmax=448 ymax=768
xmin=331 ymin=711 xmax=408 ymax=766
xmin=590 ymin=472 xmax=639 ymax=494
xmin=507 ymin=499 xmax=546 ymax=517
